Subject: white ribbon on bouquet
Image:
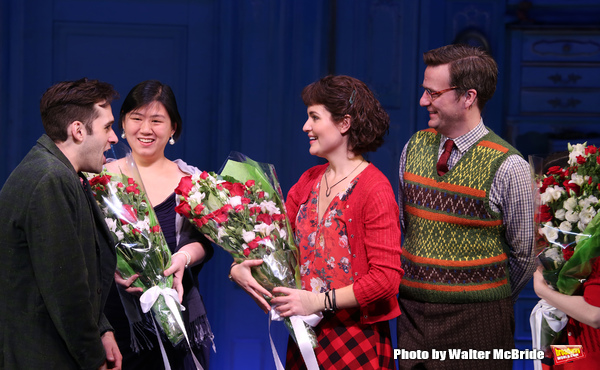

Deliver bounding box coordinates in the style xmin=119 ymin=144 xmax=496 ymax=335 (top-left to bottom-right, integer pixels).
xmin=269 ymin=308 xmax=322 ymax=370
xmin=140 ymin=286 xmax=204 ymax=370
xmin=530 ymin=298 xmax=568 ymax=370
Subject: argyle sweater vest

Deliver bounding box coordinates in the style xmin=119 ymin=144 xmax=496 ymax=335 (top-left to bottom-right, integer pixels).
xmin=399 ymin=128 xmax=521 ymax=303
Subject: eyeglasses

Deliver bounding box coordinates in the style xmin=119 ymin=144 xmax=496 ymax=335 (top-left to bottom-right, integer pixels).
xmin=422 ymin=85 xmax=458 ymax=101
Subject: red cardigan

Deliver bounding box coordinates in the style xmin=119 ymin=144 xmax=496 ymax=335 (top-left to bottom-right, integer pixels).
xmin=286 ymin=163 xmax=404 ymax=324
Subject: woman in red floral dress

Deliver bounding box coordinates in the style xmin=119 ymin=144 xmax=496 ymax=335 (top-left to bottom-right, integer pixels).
xmin=230 ymin=75 xmax=403 ymax=369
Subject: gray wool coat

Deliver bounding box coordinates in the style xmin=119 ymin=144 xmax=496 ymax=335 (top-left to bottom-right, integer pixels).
xmin=0 ymin=134 xmax=116 ymax=369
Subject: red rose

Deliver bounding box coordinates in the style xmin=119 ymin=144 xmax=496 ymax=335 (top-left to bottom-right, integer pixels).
xmin=174 ymin=201 xmax=192 ymax=217
xmin=194 ymin=217 xmax=209 ymax=229
xmin=563 ymin=179 xmax=580 ymax=195
xmin=538 ymin=205 xmax=553 ymax=223
xmin=585 ymin=146 xmax=597 ymax=155
xmin=150 ymin=225 xmax=161 ymax=233
xmin=175 ymin=176 xmax=193 ymax=196
xmin=258 ymin=191 xmax=265 ymax=199
xmin=562 ymin=246 xmax=575 ymax=261
xmin=249 ymin=206 xmax=262 ymax=216
xmin=257 ymin=213 xmax=273 ymax=225
xmin=117 ymin=182 xmax=124 ymax=188
xmin=243 ymin=248 xmax=251 ymax=257
xmin=200 ymin=171 xmax=209 ymax=180
xmin=127 ymin=178 xmax=136 ymax=185
xmin=272 ymin=213 xmax=286 ymax=222
xmin=241 ymin=197 xmax=251 ymax=205
xmin=597 ymin=156 xmax=600 ymax=165
xmin=248 ymin=239 xmax=260 ymax=250
xmin=546 ymin=166 xmax=563 ymax=175
xmin=220 ymin=182 xmax=233 ymax=192
xmin=234 ymin=205 xmax=244 ymax=212
xmin=125 ymin=185 xmax=140 ymax=195
xmin=229 ymin=183 xmax=246 ymax=197
xmin=245 ymin=180 xmax=255 ymax=187
xmin=577 ymin=155 xmax=587 ymax=165
xmin=193 ymin=203 xmax=205 ymax=215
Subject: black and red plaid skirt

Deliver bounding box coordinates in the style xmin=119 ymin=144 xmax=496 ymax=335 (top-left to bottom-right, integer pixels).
xmin=285 ymin=307 xmax=395 ymax=369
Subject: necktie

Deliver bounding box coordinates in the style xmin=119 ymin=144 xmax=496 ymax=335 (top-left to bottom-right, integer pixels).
xmin=436 ymin=139 xmax=455 ymax=176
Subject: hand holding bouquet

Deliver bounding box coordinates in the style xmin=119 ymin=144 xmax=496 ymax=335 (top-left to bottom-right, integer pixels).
xmin=530 ymin=142 xmax=600 ymax=362
xmin=174 ymin=152 xmax=318 ymax=351
xmin=87 ymin=152 xmax=185 ymax=346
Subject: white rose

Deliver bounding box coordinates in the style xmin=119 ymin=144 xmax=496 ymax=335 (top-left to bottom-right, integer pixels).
xmin=105 ymin=218 xmax=117 ymax=232
xmin=260 ymin=200 xmax=280 ymax=215
xmin=555 ymin=209 xmax=566 ymax=220
xmin=217 ymin=227 xmax=227 ymax=242
xmin=115 ymin=230 xmax=124 ymax=241
xmin=579 ymin=207 xmax=597 ymax=225
xmin=558 ymin=221 xmax=572 ymax=233
xmin=565 ymin=210 xmax=580 ymax=223
xmin=542 ymin=223 xmax=558 ymax=243
xmin=580 ymin=196 xmax=599 ymax=209
xmin=189 ymin=191 xmax=206 ymax=204
xmin=254 ymin=222 xmax=276 ymax=236
xmin=568 ymin=143 xmax=587 ymax=166
xmin=242 ymin=230 xmax=256 ymax=243
xmin=570 ymin=173 xmax=585 ymax=186
xmin=563 ymin=197 xmax=577 ymax=211
xmin=228 ymin=195 xmax=242 ymax=207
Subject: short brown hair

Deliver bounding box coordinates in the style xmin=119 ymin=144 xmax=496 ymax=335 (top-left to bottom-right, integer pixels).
xmin=423 ymin=44 xmax=497 ymax=111
xmin=40 ymin=78 xmax=119 ymax=142
xmin=301 ymin=75 xmax=389 ymax=155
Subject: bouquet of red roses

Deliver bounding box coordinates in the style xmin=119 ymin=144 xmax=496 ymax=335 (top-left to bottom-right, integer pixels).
xmin=87 ymin=153 xmax=185 ymax=346
xmin=530 ymin=142 xmax=600 ymax=363
xmin=174 ymin=152 xmax=319 ymax=352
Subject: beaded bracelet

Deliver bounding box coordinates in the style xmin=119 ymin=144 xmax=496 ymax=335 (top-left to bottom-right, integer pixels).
xmin=172 ymin=250 xmax=191 ymax=268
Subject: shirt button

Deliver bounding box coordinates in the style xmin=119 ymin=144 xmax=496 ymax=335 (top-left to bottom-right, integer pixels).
xmin=350 ymin=235 xmax=354 ymax=238
xmin=97 ymin=288 xmax=102 ymax=294
xmin=353 ymin=254 xmax=356 ymax=258
xmin=568 ymin=332 xmax=572 ymax=336
xmin=348 ymin=219 xmax=352 ymax=222
xmin=346 ymin=205 xmax=349 ymax=208
xmin=364 ymin=315 xmax=368 ymax=319
xmin=355 ymin=272 xmax=358 ymax=276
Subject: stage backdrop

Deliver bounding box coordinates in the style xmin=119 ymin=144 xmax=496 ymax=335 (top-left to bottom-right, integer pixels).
xmin=1 ymin=1 xmax=599 ymax=369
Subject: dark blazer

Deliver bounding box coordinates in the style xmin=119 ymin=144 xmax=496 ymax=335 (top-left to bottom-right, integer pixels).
xmin=0 ymin=135 xmax=116 ymax=369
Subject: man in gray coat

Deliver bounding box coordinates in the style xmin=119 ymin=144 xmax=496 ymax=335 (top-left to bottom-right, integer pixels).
xmin=0 ymin=78 xmax=122 ymax=369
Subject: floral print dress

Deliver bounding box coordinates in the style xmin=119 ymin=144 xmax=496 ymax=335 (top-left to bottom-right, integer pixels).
xmin=285 ymin=173 xmax=395 ymax=370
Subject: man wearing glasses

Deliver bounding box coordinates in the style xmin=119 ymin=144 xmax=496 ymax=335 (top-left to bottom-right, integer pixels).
xmin=396 ymin=44 xmax=535 ymax=369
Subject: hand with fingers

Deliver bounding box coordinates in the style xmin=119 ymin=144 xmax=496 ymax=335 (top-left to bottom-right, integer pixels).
xmin=162 ymin=252 xmax=188 ymax=303
xmin=229 ymin=260 xmax=273 ymax=313
xmin=114 ymin=271 xmax=143 ymax=296
xmin=271 ymin=287 xmax=322 ymax=317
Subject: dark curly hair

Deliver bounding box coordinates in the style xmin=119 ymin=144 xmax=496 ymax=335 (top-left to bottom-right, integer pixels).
xmin=301 ymin=75 xmax=389 ymax=155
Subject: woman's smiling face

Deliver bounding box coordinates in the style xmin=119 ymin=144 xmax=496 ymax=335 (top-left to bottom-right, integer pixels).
xmin=122 ymin=101 xmax=175 ymax=158
xmin=302 ymin=104 xmax=347 ymax=159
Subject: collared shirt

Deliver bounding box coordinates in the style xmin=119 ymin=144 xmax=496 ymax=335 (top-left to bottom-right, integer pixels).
xmin=398 ymin=120 xmax=536 ymax=301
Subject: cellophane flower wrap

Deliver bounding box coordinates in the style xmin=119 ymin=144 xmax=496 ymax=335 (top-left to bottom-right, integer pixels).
xmin=86 ymin=152 xmax=184 ymax=346
xmin=530 ymin=142 xmax=600 ymax=359
xmin=174 ymin=151 xmax=317 ymax=348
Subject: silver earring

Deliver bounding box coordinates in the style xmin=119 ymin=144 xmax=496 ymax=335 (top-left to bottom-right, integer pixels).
xmin=169 ymin=135 xmax=175 ymax=145
xmin=121 ymin=132 xmax=126 ymax=139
